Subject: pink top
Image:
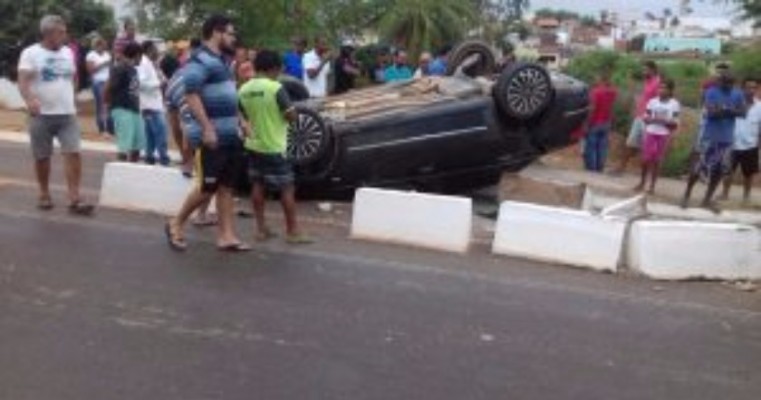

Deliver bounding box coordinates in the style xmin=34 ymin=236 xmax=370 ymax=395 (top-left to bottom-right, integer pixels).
xmin=635 ymin=75 xmax=661 ymax=118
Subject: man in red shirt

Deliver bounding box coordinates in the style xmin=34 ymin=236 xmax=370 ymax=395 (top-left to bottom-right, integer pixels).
xmin=583 ymin=70 xmax=618 ymax=172
xmin=611 ymin=61 xmax=660 ymax=174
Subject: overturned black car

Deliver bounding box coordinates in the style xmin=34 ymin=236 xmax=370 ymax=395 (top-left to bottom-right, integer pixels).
xmin=284 ymin=41 xmax=589 ymax=197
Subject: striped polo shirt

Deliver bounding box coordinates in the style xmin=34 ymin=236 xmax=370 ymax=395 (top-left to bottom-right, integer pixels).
xmin=182 ymin=46 xmax=240 ymax=146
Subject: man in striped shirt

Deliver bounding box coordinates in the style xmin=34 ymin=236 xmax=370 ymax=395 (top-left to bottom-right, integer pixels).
xmin=165 ymin=15 xmax=250 ymax=252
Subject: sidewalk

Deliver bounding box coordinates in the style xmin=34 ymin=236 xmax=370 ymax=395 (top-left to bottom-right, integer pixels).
xmin=533 ymin=157 xmax=761 ymax=212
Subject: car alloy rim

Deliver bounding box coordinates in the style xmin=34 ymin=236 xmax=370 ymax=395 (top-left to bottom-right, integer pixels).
xmin=506 ymin=67 xmax=550 ymax=117
xmin=287 ymin=112 xmax=323 ymax=161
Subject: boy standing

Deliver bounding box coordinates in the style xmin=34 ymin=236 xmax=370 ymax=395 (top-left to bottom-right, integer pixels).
xmin=238 ymin=50 xmax=310 ymax=244
xmin=583 ymin=70 xmax=618 ymax=172
xmin=720 ymin=78 xmax=761 ymax=204
xmin=105 ymin=42 xmax=144 ymax=162
xmin=636 ymin=80 xmax=680 ymax=194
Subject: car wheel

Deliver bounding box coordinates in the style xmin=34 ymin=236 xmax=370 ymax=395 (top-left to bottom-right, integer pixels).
xmin=287 ymin=107 xmax=330 ymax=166
xmin=493 ymin=63 xmax=553 ymax=121
xmin=279 ymin=76 xmax=310 ymax=102
xmin=445 ymin=40 xmax=497 ymax=78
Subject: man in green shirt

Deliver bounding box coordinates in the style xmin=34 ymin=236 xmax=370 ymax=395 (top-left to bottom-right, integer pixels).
xmin=239 ymin=50 xmax=311 ymax=244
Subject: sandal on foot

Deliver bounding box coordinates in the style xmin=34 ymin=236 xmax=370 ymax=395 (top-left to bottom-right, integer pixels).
xmin=37 ymin=197 xmax=54 ymax=211
xmin=164 ymin=222 xmax=187 ymax=252
xmin=255 ymin=228 xmax=278 ymax=242
xmin=285 ymin=234 xmax=314 ymax=245
xmin=218 ymin=242 xmax=253 ymax=252
xmin=68 ymin=201 xmax=95 ymax=216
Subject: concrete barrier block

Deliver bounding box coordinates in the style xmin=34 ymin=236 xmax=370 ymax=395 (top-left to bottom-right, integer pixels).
xmin=600 ymin=194 xmax=648 ymax=219
xmin=350 ymin=188 xmax=472 ymax=253
xmin=99 ymin=162 xmax=196 ymax=215
xmin=628 ymin=221 xmax=761 ymax=281
xmin=492 ymin=201 xmax=626 ymax=272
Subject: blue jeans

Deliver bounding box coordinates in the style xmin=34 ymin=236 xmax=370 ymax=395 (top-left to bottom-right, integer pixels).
xmin=583 ymin=124 xmax=610 ymax=172
xmin=142 ymin=110 xmax=170 ymax=166
xmin=91 ymin=81 xmax=113 ymax=134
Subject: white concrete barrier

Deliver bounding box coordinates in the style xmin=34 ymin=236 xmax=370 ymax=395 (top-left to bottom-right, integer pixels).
xmin=99 ymin=162 xmax=196 ymax=216
xmin=492 ymin=201 xmax=626 ymax=272
xmin=350 ymin=188 xmax=472 ymax=253
xmin=583 ymin=188 xmax=761 ymax=225
xmin=0 ymin=78 xmax=25 ymax=110
xmin=628 ymin=221 xmax=761 ymax=281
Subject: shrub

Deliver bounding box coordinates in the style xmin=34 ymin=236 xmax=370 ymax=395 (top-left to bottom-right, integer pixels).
xmin=731 ymin=44 xmax=761 ymax=81
xmin=659 ymin=61 xmax=709 ymax=109
xmin=661 ymin=108 xmax=700 ymax=177
xmin=565 ymin=51 xmax=640 ymax=135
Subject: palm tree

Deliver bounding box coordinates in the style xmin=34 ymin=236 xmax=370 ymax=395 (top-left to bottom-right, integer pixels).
xmin=378 ymin=0 xmax=478 ymax=58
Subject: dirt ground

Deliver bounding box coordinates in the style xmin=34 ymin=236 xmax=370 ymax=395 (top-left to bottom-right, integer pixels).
xmin=0 ymin=101 xmax=108 ymax=143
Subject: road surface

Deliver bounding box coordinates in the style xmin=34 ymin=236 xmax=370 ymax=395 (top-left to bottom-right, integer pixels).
xmin=0 ymin=139 xmax=759 ymax=399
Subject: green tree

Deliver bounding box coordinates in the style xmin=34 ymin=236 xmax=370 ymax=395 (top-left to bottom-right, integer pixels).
xmin=377 ymin=0 xmax=477 ymax=58
xmin=0 ymin=0 xmax=114 ymax=44
xmin=683 ymin=1 xmax=761 ymax=26
xmin=0 ymin=0 xmax=114 ymax=78
xmin=731 ymin=43 xmax=761 ymax=79
xmin=473 ymin=0 xmax=530 ymax=47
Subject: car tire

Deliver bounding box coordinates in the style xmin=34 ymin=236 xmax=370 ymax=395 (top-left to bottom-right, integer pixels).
xmin=287 ymin=107 xmax=330 ymax=167
xmin=445 ymin=40 xmax=497 ymax=78
xmin=279 ymin=76 xmax=310 ymax=102
xmin=493 ymin=63 xmax=553 ymax=121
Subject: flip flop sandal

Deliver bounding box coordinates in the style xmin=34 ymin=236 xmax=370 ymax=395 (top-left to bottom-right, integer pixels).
xmin=236 ymin=209 xmax=255 ymax=218
xmin=255 ymin=228 xmax=278 ymax=242
xmin=68 ymin=201 xmax=95 ymax=216
xmin=285 ymin=234 xmax=314 ymax=245
xmin=37 ymin=197 xmax=54 ymax=211
xmin=217 ymin=243 xmax=253 ymax=252
xmin=164 ymin=222 xmax=187 ymax=252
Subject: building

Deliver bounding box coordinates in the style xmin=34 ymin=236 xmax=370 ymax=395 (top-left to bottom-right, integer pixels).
xmin=643 ymin=37 xmax=722 ymax=55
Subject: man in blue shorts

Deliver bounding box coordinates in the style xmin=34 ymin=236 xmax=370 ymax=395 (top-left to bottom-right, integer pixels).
xmin=165 ymin=15 xmax=250 ymax=251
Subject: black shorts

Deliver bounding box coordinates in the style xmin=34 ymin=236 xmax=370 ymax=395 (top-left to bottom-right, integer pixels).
xmin=731 ymin=148 xmax=759 ymax=177
xmin=247 ymin=151 xmax=295 ymax=190
xmin=195 ymin=144 xmax=245 ymax=194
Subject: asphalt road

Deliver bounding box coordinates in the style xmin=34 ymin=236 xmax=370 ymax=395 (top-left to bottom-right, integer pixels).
xmin=1 ymin=139 xmax=760 ymax=400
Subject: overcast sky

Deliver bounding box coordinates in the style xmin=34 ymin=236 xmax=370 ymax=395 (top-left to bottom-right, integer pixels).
xmin=529 ymin=0 xmax=736 ymax=18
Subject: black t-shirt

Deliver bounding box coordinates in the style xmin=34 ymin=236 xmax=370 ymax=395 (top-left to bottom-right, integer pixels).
xmin=109 ymin=63 xmax=139 ymax=112
xmin=160 ymin=54 xmax=180 ymax=80
xmin=334 ymin=56 xmax=357 ymax=94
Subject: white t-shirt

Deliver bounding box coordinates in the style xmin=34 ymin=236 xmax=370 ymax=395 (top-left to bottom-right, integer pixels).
xmin=85 ymin=50 xmax=111 ymax=83
xmin=137 ymin=56 xmax=165 ymax=112
xmin=733 ymin=99 xmax=761 ymax=150
xmin=17 ymin=43 xmax=77 ymax=115
xmin=645 ymin=97 xmax=680 ymax=136
xmin=302 ymin=49 xmax=330 ymax=98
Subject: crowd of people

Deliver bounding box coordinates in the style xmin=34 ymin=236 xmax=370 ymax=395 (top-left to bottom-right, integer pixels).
xmin=583 ymin=60 xmax=760 ymax=210
xmin=15 ymin=13 xmax=758 ymax=255
xmin=15 ymin=13 xmax=457 ymax=247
